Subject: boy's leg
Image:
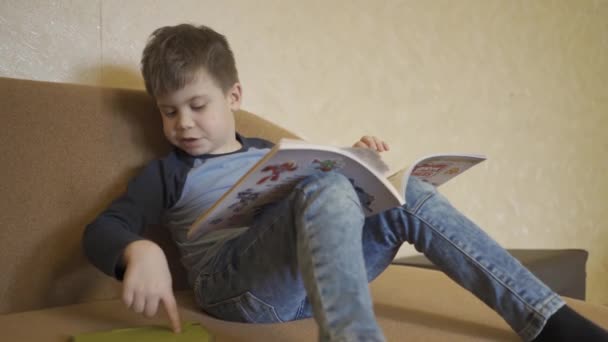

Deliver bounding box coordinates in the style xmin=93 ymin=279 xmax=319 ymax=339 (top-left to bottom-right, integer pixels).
xmin=362 ymin=176 xmax=565 ymax=341
xmin=193 ymin=171 xmax=601 ymax=341
xmin=194 ymin=171 xmax=384 ymax=341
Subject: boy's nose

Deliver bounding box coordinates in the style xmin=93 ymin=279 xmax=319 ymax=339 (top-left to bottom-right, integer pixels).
xmin=176 ymin=112 xmax=195 ymax=129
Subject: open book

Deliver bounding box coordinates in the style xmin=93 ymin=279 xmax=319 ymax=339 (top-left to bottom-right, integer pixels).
xmin=187 ymin=139 xmax=486 ymax=240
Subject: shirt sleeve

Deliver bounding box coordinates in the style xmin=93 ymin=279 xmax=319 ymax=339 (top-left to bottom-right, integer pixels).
xmin=82 ymin=160 xmax=167 ymax=280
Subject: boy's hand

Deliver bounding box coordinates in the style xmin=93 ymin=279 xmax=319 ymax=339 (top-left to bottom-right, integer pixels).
xmin=122 ymin=240 xmax=182 ymax=333
xmin=353 ymin=136 xmax=390 ymax=152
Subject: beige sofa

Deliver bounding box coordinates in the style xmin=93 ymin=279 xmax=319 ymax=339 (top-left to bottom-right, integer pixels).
xmin=0 ymin=76 xmax=606 ymax=341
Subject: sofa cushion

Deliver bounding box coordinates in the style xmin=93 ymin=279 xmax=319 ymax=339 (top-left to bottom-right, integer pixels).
xmin=2 ymin=266 xmax=607 ymax=341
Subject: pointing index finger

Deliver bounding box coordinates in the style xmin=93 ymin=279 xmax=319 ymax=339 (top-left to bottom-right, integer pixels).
xmin=162 ymin=293 xmax=182 ymax=333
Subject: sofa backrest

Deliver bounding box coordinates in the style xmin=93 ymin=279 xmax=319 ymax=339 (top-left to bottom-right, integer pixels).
xmin=0 ymin=77 xmax=299 ymax=314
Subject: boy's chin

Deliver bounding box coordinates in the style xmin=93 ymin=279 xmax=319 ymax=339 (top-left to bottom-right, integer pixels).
xmin=169 ymin=137 xmax=209 ymax=155
xmin=173 ymin=139 xmax=240 ymax=156
xmin=171 ymin=141 xmax=208 ymax=156
xmin=180 ymin=146 xmax=210 ymax=156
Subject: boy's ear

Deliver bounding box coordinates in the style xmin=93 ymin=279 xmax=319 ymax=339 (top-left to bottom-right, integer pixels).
xmin=226 ymin=82 xmax=242 ymax=112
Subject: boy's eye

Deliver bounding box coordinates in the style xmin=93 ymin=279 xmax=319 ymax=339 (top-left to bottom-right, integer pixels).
xmin=164 ymin=111 xmax=176 ymax=117
xmin=192 ymin=104 xmax=206 ymax=111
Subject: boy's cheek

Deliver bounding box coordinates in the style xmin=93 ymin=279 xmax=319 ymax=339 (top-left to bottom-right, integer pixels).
xmin=162 ymin=131 xmax=177 ymax=145
xmin=161 ymin=125 xmax=174 ymax=138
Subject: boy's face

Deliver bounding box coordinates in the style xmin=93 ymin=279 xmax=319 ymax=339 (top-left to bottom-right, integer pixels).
xmin=155 ymin=68 xmax=242 ymax=156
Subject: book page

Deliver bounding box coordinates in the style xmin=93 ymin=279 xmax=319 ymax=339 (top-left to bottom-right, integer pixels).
xmin=187 ymin=138 xmax=486 ymax=240
xmin=340 ymin=147 xmax=391 ymax=177
xmin=397 ymin=154 xmax=486 ymax=195
xmin=188 ymin=141 xmax=404 ymax=239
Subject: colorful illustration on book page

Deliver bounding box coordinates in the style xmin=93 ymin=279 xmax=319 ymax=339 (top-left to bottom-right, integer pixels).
xmin=228 ymin=188 xmax=260 ymax=213
xmin=312 ymin=159 xmax=343 ymax=172
xmin=445 ymin=167 xmax=460 ymax=175
xmin=212 ymin=188 xmax=263 ymax=227
xmin=348 ymin=178 xmax=375 ymax=213
xmin=257 ymin=174 xmax=308 ymax=204
xmin=210 ymin=211 xmax=250 ymax=227
xmin=411 ymin=158 xmax=483 ymax=187
xmin=257 ymin=162 xmax=298 ymax=185
xmin=411 ymin=163 xmax=449 ymax=178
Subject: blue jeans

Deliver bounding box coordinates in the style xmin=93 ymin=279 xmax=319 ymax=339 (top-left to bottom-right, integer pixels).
xmin=193 ymin=171 xmax=565 ymax=341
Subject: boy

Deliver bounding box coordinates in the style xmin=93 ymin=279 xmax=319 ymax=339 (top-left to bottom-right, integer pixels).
xmin=83 ymin=24 xmax=607 ymax=341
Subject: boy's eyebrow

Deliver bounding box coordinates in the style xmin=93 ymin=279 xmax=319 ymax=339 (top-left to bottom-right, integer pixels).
xmin=157 ymin=95 xmax=209 ymax=107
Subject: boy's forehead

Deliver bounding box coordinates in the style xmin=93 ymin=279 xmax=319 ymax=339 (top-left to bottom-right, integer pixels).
xmin=156 ymin=93 xmax=210 ymax=106
xmin=156 ymin=71 xmax=216 ymax=106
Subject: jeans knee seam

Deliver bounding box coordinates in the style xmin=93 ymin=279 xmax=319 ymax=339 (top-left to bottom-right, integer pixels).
xmin=405 ymin=202 xmax=543 ymax=318
xmin=294 ymin=188 xmax=339 ymax=331
xmin=299 ymin=230 xmax=332 ymax=330
xmin=409 ymin=192 xmax=435 ymax=214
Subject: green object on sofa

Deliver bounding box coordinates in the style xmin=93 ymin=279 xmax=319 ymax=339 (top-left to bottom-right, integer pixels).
xmin=72 ymin=322 xmax=212 ymax=342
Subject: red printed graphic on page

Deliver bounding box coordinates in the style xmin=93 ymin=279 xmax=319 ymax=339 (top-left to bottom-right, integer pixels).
xmin=411 ymin=163 xmax=449 ymax=178
xmin=312 ymin=159 xmax=341 ymax=172
xmin=257 ymin=162 xmax=298 ymax=185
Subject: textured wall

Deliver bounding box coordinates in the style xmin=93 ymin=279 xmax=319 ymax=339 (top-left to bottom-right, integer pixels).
xmin=1 ymin=0 xmax=607 ymax=304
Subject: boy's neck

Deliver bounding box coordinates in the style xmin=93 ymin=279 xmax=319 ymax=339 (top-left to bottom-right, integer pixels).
xmin=220 ymin=138 xmax=243 ymax=154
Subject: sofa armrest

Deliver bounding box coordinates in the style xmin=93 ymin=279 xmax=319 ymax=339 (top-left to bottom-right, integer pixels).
xmin=393 ymin=249 xmax=588 ymax=300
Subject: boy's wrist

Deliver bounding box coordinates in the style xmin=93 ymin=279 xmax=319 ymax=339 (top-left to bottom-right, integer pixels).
xmin=122 ymin=239 xmax=160 ymax=265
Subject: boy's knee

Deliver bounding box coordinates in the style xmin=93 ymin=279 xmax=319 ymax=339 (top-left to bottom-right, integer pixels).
xmin=405 ymin=176 xmax=439 ymax=211
xmin=296 ymin=171 xmax=354 ymax=194
xmin=294 ymin=171 xmax=361 ymax=210
xmin=293 ymin=171 xmax=365 ymax=229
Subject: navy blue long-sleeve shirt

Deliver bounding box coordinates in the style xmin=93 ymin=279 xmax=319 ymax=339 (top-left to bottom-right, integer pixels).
xmin=82 ymin=133 xmax=273 ymax=285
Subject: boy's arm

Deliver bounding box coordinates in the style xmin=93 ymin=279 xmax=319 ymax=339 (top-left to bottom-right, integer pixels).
xmin=82 ymin=160 xmax=169 ymax=280
xmin=121 ymin=238 xmax=181 ymax=333
xmin=83 ymin=157 xmax=184 ymax=332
